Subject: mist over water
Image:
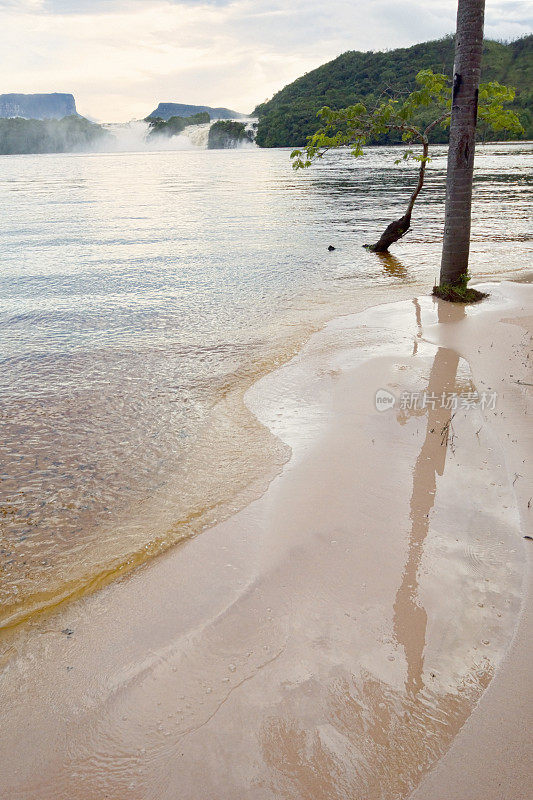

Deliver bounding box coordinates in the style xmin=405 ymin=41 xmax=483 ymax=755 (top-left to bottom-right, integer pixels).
xmin=100 ymin=119 xmax=256 ymax=152
xmin=0 ymin=142 xmax=531 ymax=630
xmin=101 ymin=120 xmax=210 ymax=151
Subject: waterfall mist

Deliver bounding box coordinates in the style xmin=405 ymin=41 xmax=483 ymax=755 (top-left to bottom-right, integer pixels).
xmin=99 ymin=119 xmax=257 ymax=153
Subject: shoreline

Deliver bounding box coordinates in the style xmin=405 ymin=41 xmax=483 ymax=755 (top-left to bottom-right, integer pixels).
xmin=2 ymin=140 xmax=531 ymax=637
xmin=0 ymin=280 xmax=531 ymax=799
xmin=0 ymin=275 xmax=452 ymax=638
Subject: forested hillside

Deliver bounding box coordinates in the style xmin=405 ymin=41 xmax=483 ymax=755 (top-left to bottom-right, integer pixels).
xmin=0 ymin=116 xmax=110 ymax=154
xmin=254 ymin=35 xmax=532 ymax=147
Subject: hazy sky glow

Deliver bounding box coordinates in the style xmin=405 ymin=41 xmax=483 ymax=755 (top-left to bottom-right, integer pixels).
xmin=1 ymin=0 xmax=531 ymax=121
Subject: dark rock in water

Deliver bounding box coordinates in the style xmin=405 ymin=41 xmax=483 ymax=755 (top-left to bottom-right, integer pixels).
xmin=148 ymin=102 xmax=245 ymax=121
xmin=0 ymin=93 xmax=77 ymax=120
xmin=328 ymin=245 xmax=336 ymax=251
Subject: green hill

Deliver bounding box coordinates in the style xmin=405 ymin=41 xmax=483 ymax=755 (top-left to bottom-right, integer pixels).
xmin=254 ymin=35 xmax=532 ymax=147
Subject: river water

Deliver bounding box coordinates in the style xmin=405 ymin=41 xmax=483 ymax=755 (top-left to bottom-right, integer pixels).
xmin=1 ymin=141 xmax=531 ymax=631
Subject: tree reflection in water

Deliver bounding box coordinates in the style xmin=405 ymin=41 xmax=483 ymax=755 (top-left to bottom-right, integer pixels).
xmin=375 ymin=251 xmax=409 ymax=280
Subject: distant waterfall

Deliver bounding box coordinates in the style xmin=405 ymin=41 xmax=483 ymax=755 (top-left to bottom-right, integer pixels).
xmin=100 ymin=121 xmax=152 ymax=151
xmin=184 ymin=123 xmax=212 ymax=148
xmin=99 ymin=118 xmax=256 ymax=152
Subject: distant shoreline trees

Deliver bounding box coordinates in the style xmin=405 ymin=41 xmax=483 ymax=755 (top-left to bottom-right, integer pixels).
xmin=0 ymin=116 xmax=110 ymax=155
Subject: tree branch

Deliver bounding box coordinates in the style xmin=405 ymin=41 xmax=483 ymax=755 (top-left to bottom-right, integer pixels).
xmin=424 ymin=112 xmax=451 ymax=137
xmin=405 ymin=138 xmax=429 ymax=217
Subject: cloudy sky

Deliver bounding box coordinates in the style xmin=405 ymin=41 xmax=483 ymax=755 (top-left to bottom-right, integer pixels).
xmin=0 ymin=0 xmax=530 ymax=121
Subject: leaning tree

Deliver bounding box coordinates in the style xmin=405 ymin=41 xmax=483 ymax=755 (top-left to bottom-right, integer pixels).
xmin=291 ymin=67 xmax=522 ymax=258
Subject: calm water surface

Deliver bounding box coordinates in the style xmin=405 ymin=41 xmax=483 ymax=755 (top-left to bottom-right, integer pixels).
xmin=1 ymin=142 xmax=531 ymax=628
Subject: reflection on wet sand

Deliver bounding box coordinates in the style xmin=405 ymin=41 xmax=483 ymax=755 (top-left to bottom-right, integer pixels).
xmin=261 ymin=665 xmax=492 ymax=800
xmin=394 ymin=301 xmax=466 ymax=697
xmin=412 ymin=297 xmax=422 ymax=355
xmin=260 ymin=300 xmax=507 ymax=800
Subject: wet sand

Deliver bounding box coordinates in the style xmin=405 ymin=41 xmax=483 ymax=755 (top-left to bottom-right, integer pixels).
xmin=0 ymin=281 xmax=531 ymax=800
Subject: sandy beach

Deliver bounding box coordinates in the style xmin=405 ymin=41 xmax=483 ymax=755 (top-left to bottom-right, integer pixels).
xmin=1 ymin=280 xmax=531 ymax=800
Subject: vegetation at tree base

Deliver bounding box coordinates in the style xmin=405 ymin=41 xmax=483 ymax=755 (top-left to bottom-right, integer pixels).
xmin=254 ymin=35 xmax=532 ymax=147
xmin=433 ymin=273 xmax=488 ymax=303
xmin=291 ymin=69 xmax=522 ymax=252
xmin=207 ymin=121 xmax=253 ymax=149
xmin=0 ymin=115 xmax=111 ymax=155
xmin=145 ymin=112 xmax=210 ymax=138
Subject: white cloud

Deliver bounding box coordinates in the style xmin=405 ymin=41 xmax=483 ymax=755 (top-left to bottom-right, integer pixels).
xmin=0 ymin=0 xmax=530 ymax=122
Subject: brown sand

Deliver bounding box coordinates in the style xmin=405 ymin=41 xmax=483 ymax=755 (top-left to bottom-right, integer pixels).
xmin=0 ymin=281 xmax=531 ymax=800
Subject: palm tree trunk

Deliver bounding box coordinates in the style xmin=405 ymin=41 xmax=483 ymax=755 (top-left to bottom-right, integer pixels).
xmin=439 ymin=0 xmax=485 ymax=284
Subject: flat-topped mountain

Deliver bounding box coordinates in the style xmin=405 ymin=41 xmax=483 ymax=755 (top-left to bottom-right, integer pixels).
xmin=148 ymin=102 xmax=244 ymax=121
xmin=0 ymin=93 xmax=77 ymax=120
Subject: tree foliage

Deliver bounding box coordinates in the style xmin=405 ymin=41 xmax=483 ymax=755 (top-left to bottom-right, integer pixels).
xmin=290 ymin=70 xmax=523 ymax=170
xmin=207 ymin=121 xmax=253 ymax=149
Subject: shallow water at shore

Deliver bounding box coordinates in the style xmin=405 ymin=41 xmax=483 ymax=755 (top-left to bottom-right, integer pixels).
xmin=1 ymin=141 xmax=532 ymax=629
